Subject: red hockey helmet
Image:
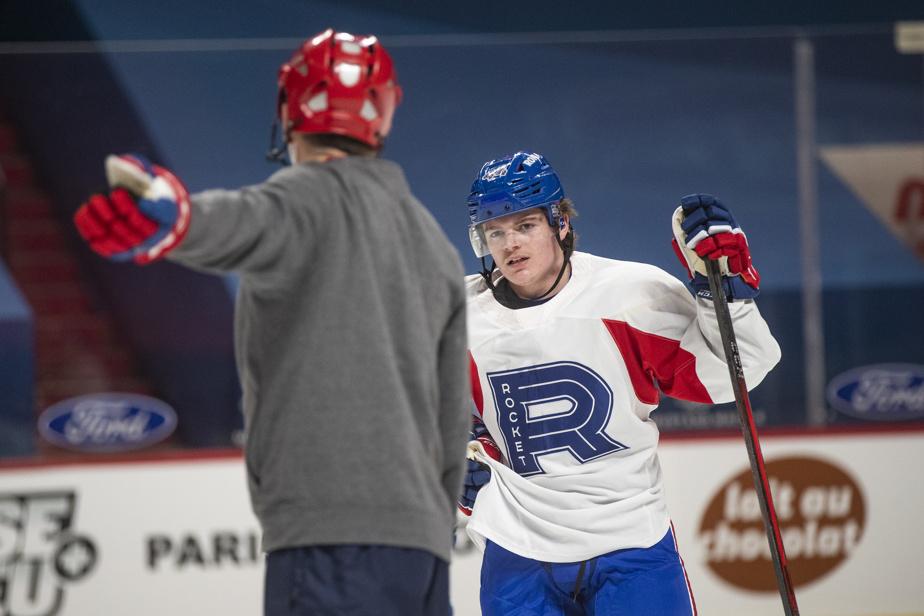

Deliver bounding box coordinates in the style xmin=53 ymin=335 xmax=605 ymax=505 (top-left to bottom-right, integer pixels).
xmin=276 ymin=29 xmax=403 ymax=149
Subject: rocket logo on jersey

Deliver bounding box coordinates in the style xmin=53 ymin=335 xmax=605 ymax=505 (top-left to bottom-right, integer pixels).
xmin=487 ymin=361 xmax=628 ymax=476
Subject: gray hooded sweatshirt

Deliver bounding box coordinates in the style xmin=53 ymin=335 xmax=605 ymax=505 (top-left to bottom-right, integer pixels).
xmin=169 ymin=156 xmax=469 ymax=562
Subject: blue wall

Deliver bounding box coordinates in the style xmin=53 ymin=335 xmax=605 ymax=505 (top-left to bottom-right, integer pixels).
xmin=0 ymin=46 xmax=242 ymax=447
xmin=78 ymin=13 xmax=923 ymax=288
xmin=0 ymin=263 xmax=35 ymax=456
xmin=2 ymin=1 xmax=922 ymax=435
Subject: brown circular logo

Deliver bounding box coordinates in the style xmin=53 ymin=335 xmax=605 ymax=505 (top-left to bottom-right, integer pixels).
xmin=698 ymin=455 xmax=865 ymax=591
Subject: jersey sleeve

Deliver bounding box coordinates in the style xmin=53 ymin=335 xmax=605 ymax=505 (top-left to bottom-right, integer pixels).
xmin=602 ymin=267 xmax=780 ymax=405
xmin=168 ymin=166 xmax=324 ymax=277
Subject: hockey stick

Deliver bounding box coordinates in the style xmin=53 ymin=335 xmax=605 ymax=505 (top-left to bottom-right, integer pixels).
xmin=704 ymin=259 xmax=800 ymax=616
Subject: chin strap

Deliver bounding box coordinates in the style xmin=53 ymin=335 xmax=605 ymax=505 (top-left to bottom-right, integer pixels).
xmin=266 ymin=118 xmax=288 ymax=164
xmin=480 ymin=229 xmax=575 ymax=303
xmin=478 ymin=256 xmax=498 ymax=291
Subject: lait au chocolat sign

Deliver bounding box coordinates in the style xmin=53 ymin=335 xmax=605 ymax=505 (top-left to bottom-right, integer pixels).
xmin=698 ymin=456 xmax=865 ymax=591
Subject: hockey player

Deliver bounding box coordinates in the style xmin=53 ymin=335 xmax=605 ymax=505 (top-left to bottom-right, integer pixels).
xmin=459 ymin=151 xmax=780 ymax=615
xmin=73 ymin=29 xmax=470 ymax=616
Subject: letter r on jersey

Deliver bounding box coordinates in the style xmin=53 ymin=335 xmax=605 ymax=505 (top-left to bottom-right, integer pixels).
xmin=487 ymin=361 xmax=628 ymax=476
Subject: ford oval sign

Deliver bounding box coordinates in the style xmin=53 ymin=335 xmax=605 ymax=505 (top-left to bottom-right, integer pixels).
xmin=826 ymin=364 xmax=924 ymax=421
xmin=38 ymin=393 xmax=178 ymax=452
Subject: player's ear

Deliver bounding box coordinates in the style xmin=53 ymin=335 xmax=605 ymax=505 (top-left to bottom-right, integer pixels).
xmin=558 ymin=214 xmax=570 ymax=240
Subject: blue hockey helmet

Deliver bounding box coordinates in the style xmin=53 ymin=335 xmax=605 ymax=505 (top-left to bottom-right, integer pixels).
xmin=467 ymin=151 xmax=565 ymax=257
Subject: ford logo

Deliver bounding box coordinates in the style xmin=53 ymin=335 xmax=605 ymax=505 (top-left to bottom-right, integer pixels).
xmin=38 ymin=393 xmax=178 ymax=452
xmin=827 ymin=364 xmax=924 ymax=421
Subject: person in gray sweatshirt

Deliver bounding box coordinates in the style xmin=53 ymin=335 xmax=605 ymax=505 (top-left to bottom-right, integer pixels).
xmin=73 ymin=28 xmax=470 ymax=616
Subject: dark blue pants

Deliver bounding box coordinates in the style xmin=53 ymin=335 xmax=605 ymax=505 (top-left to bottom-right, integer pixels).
xmin=264 ymin=545 xmax=450 ymax=616
xmin=480 ymin=528 xmax=696 ymax=615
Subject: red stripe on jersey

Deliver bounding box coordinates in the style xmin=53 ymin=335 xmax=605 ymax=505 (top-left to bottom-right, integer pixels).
xmin=602 ymin=319 xmax=713 ymax=405
xmin=469 ymin=351 xmax=484 ymax=416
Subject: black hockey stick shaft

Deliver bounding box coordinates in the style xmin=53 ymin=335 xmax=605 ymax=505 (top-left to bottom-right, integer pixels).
xmin=705 ymin=259 xmax=799 ymax=616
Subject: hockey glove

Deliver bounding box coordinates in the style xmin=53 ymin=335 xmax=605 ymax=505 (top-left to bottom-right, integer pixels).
xmin=671 ymin=193 xmax=760 ymax=301
xmin=74 ymin=154 xmax=191 ymax=264
xmin=458 ymin=416 xmax=503 ymax=516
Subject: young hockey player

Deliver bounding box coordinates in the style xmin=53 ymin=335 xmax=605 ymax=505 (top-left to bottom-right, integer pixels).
xmin=73 ymin=29 xmax=470 ymax=616
xmin=459 ymin=151 xmax=780 ymax=615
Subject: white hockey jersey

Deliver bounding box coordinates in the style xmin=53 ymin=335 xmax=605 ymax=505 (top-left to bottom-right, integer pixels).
xmin=465 ymin=251 xmax=781 ymax=562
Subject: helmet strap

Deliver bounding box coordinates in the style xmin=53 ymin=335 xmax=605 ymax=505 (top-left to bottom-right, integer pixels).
xmin=533 ymin=228 xmax=574 ymax=301
xmin=479 ymin=257 xmax=498 ymax=292
xmin=267 ymin=117 xmax=301 ymax=165
xmin=266 ymin=118 xmax=288 ymax=164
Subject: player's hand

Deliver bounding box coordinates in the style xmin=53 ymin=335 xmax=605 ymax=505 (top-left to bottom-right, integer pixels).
xmin=458 ymin=417 xmax=503 ymax=516
xmin=671 ymin=193 xmax=760 ymax=300
xmin=74 ymin=154 xmax=191 ymax=264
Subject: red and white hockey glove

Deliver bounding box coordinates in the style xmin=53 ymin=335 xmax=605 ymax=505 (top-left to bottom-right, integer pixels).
xmin=458 ymin=416 xmax=503 ymax=516
xmin=74 ymin=154 xmax=191 ymax=264
xmin=671 ymin=193 xmax=760 ymax=300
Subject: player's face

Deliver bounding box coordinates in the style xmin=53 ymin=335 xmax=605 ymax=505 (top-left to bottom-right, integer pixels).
xmin=483 ymin=208 xmax=568 ymax=299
